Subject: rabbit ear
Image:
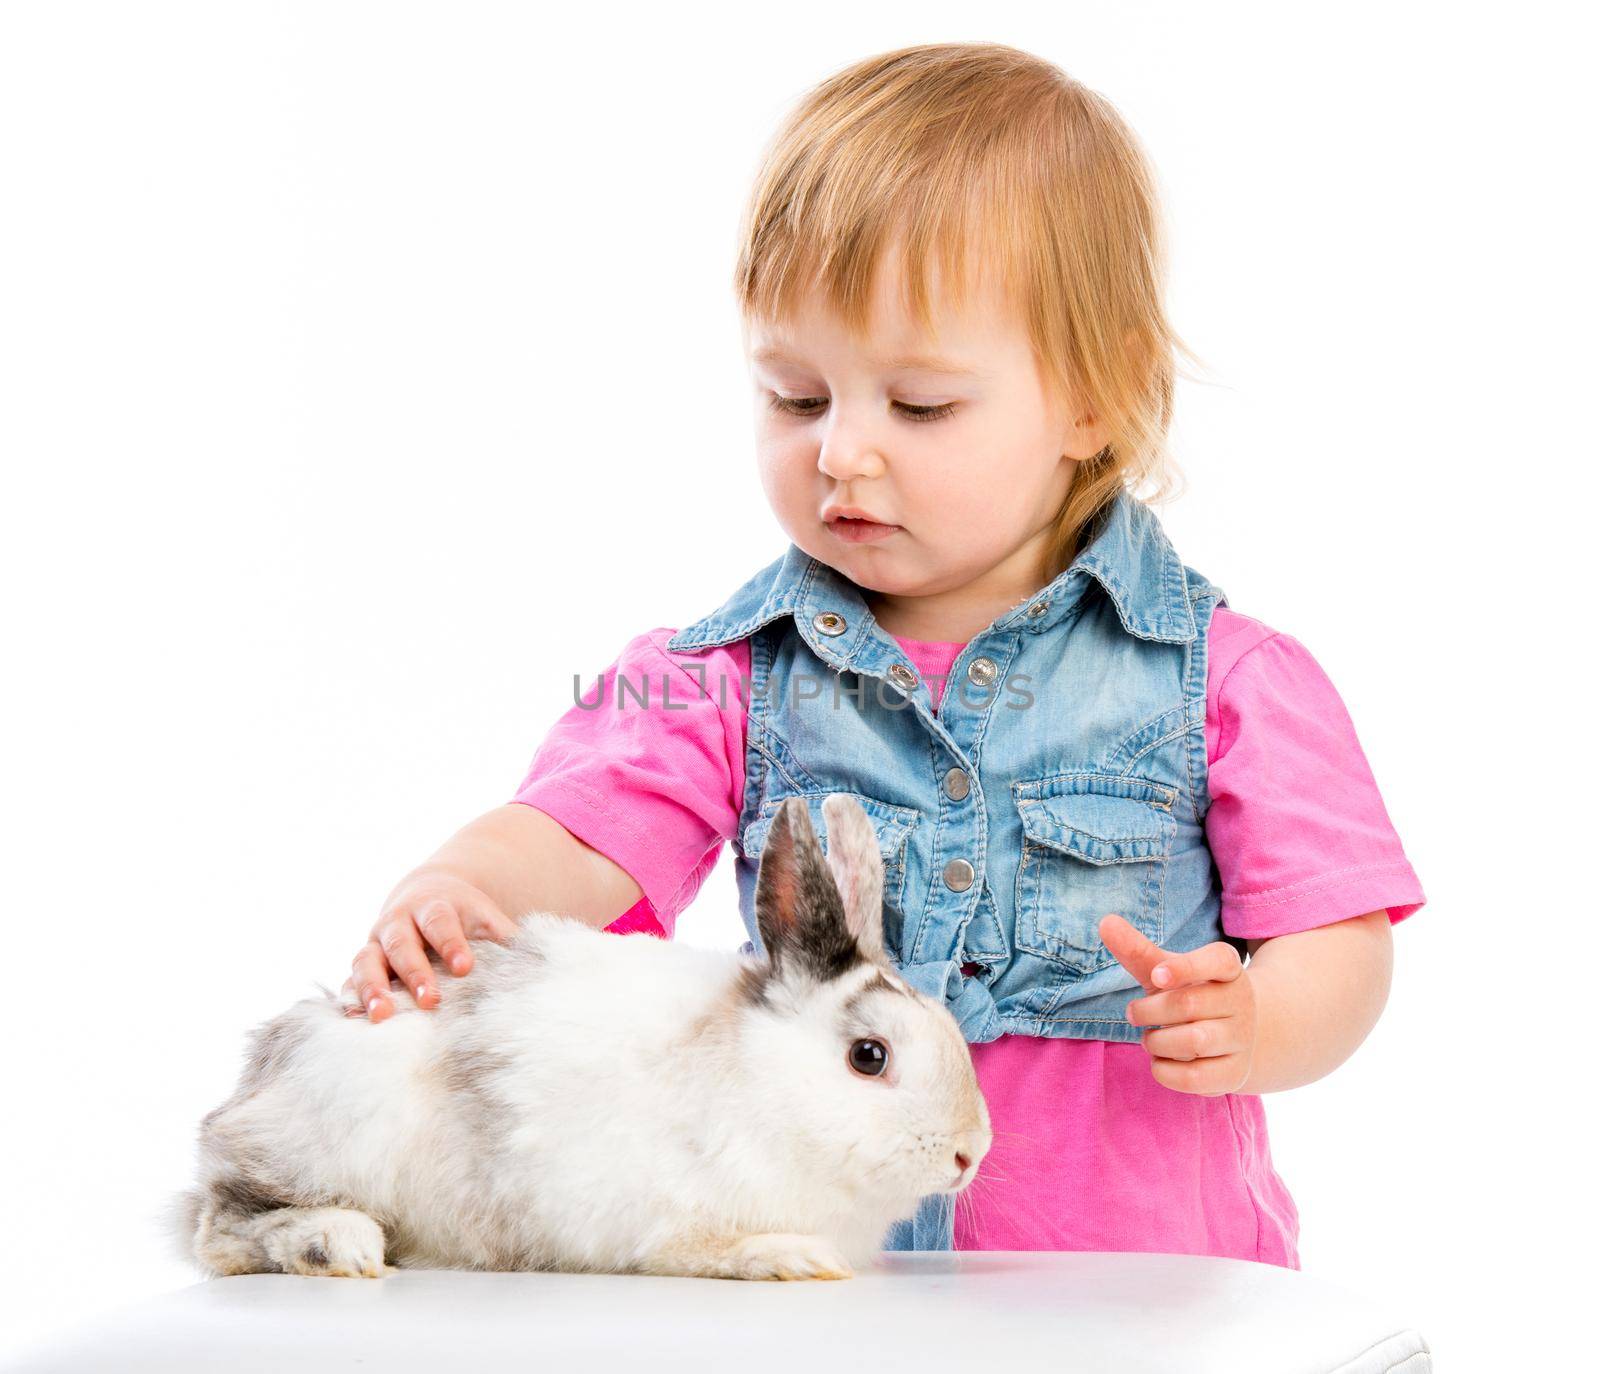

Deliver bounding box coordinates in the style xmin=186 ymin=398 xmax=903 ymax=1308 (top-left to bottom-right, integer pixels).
xmin=820 ymin=794 xmax=887 ymax=964
xmin=753 ymin=797 xmax=860 ymax=984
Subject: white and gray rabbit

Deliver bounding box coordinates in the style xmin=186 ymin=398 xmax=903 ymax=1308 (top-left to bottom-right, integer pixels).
xmin=166 ymin=793 xmax=991 ymax=1281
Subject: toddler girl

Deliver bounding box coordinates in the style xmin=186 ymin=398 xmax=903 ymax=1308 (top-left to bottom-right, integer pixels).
xmin=343 ymin=41 xmax=1423 ymax=1269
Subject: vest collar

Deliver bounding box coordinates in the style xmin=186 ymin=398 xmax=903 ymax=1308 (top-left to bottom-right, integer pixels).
xmin=664 ymin=489 xmax=1196 ymax=658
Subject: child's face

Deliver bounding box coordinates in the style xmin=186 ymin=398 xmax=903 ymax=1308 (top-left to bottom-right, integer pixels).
xmin=743 ymin=233 xmax=1107 ymax=621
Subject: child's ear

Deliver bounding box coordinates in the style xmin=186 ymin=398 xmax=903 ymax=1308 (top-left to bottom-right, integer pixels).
xmin=1060 ymin=325 xmax=1143 ymax=459
xmin=1063 ymin=404 xmax=1111 ymax=461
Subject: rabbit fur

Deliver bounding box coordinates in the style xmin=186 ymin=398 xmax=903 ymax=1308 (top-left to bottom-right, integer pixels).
xmin=165 ymin=794 xmax=991 ymax=1281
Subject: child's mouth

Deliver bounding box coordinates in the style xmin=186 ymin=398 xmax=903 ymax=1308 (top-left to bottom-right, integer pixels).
xmin=828 ymin=517 xmax=901 ymax=544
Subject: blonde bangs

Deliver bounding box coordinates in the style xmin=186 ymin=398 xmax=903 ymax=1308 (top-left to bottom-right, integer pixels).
xmin=735 ymin=42 xmax=1205 ymax=577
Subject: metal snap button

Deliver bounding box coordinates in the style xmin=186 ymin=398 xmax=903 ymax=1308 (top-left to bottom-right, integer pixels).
xmin=888 ymin=663 xmax=918 ymax=691
xmin=1026 ymin=600 xmax=1049 ymax=617
xmin=942 ymin=857 xmax=975 ymax=891
xmin=967 ymin=656 xmax=998 ymax=687
xmin=813 ymin=611 xmax=848 ymax=636
xmin=943 ymin=766 xmax=970 ymax=801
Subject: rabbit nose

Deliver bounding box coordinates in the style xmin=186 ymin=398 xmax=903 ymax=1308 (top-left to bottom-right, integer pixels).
xmin=954 ymin=1151 xmax=971 ymax=1174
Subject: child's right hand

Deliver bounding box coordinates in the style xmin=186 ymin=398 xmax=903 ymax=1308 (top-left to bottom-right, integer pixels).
xmin=342 ymin=871 xmax=520 ymax=1023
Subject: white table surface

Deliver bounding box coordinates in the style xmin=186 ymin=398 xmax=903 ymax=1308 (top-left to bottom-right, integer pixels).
xmin=4 ymin=1251 xmax=1431 ymax=1374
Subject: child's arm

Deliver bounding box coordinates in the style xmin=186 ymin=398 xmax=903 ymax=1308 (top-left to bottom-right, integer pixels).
xmin=1235 ymin=910 xmax=1393 ymax=1093
xmin=345 ymin=803 xmax=645 ymax=1023
xmin=1113 ymin=618 xmax=1422 ymax=1096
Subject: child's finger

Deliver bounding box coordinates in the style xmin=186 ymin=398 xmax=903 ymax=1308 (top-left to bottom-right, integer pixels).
xmin=1097 ymin=913 xmax=1171 ymax=991
xmin=1126 ymin=979 xmax=1236 ymax=1028
xmin=414 ymin=900 xmax=474 ymax=976
xmin=379 ymin=920 xmax=440 ymax=1009
xmin=1148 ymin=939 xmax=1243 ymax=990
xmin=459 ymin=891 xmax=519 ymax=945
xmin=350 ymin=940 xmax=396 ymax=1022
xmin=1141 ymin=1016 xmax=1247 ymax=1063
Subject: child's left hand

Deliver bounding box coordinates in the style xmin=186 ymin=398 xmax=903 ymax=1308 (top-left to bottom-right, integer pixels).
xmin=1098 ymin=913 xmax=1257 ymax=1096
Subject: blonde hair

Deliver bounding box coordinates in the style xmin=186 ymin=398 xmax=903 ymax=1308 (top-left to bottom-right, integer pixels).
xmin=735 ymin=42 xmax=1205 ymax=578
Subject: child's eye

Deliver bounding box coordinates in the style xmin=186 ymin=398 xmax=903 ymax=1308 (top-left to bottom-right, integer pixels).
xmin=767 ymin=393 xmax=827 ymax=418
xmin=897 ymin=400 xmax=958 ymax=423
xmin=765 ymin=394 xmax=957 ymax=424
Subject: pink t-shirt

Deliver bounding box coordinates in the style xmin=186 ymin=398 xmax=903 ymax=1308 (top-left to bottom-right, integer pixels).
xmin=510 ymin=608 xmax=1425 ymax=1269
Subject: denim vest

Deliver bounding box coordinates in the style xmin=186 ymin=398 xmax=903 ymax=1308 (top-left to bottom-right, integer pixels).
xmin=664 ymin=491 xmax=1227 ymax=1249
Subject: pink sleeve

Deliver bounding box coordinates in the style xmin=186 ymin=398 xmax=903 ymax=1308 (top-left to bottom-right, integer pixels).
xmin=509 ymin=629 xmax=750 ymax=939
xmin=1203 ymin=610 xmax=1425 ymax=938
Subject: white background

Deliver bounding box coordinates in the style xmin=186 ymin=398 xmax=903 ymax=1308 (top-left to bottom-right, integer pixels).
xmin=2 ymin=2 xmax=1594 ymax=1368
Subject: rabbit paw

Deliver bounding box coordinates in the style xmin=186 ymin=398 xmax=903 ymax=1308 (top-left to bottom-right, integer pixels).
xmin=264 ymin=1207 xmax=392 ymax=1278
xmin=731 ymin=1232 xmax=854 ymax=1281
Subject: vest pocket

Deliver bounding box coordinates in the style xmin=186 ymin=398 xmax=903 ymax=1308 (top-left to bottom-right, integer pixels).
xmin=1012 ymin=773 xmax=1177 ymax=976
xmin=740 ymin=790 xmax=920 ymax=917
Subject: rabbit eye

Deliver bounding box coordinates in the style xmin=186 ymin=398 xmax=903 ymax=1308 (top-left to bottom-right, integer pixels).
xmin=847 ymin=1038 xmax=890 ymax=1078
